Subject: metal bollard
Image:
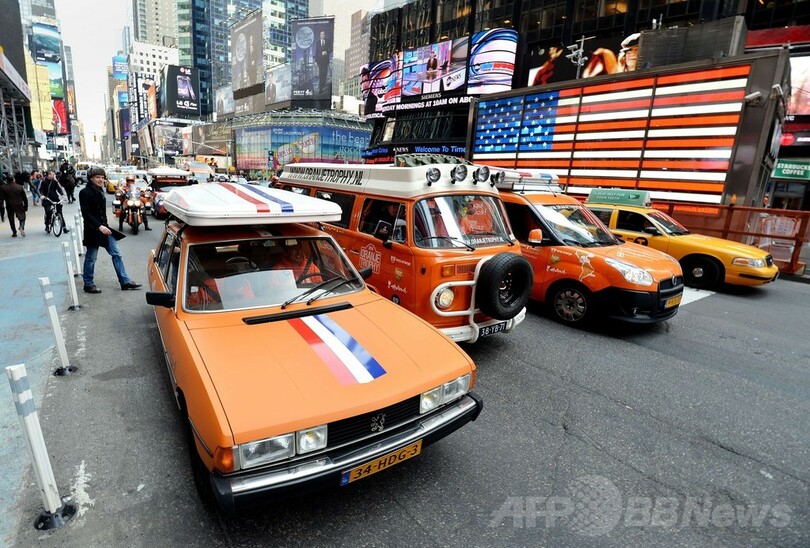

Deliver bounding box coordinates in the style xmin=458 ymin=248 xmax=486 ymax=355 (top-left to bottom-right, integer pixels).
xmin=61 ymin=243 xmax=81 ymax=310
xmin=69 ymin=229 xmax=82 ymax=275
xmin=5 ymin=364 xmax=77 ymax=530
xmin=38 ymin=277 xmax=76 ymax=376
xmin=73 ymin=214 xmax=83 ymax=255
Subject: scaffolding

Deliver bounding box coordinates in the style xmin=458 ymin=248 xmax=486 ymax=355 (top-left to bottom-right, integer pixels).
xmin=0 ymin=57 xmax=32 ymax=176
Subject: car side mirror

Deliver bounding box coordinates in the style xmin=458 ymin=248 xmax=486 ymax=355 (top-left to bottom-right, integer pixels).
xmin=527 ymin=228 xmax=544 ymax=245
xmin=146 ymin=291 xmax=175 ymax=308
xmin=358 ymin=267 xmax=373 ymax=280
xmin=643 ymin=226 xmax=661 ymax=236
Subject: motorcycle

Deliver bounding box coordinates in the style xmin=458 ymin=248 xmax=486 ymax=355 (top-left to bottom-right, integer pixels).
xmin=114 ymin=186 xmax=152 ymax=234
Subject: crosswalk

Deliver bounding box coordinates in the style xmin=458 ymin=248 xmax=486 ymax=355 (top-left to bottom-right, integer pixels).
xmin=681 ymin=286 xmax=714 ymax=306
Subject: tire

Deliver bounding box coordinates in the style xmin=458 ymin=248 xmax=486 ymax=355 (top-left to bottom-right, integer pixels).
xmin=681 ymin=256 xmax=720 ymax=289
xmin=476 ymin=252 xmax=533 ymax=320
xmin=131 ymin=216 xmax=139 ymax=235
xmin=52 ymin=213 xmax=63 ymax=237
xmin=550 ymin=282 xmax=593 ymax=325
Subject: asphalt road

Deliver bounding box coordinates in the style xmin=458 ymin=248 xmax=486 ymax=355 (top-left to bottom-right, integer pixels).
xmin=2 ymin=207 xmax=808 ymax=547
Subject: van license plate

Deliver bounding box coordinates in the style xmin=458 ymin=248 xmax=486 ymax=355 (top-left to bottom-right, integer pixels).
xmin=340 ymin=440 xmax=423 ymax=486
xmin=665 ymin=294 xmax=683 ymax=308
xmin=479 ymin=321 xmax=508 ymax=338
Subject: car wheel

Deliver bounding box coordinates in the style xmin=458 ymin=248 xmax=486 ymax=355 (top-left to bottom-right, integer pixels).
xmin=550 ymin=283 xmax=592 ymax=325
xmin=681 ymin=256 xmax=720 ymax=289
xmin=476 ymin=252 xmax=533 ymax=320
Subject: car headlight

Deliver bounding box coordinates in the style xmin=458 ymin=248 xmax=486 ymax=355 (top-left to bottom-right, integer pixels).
xmin=420 ymin=373 xmax=472 ymax=414
xmin=296 ymin=425 xmax=327 ymax=454
xmin=605 ymin=258 xmax=654 ymax=286
xmin=732 ymin=257 xmax=766 ymax=268
xmin=435 ymin=287 xmax=455 ymax=309
xmin=238 ymin=433 xmax=295 ymax=469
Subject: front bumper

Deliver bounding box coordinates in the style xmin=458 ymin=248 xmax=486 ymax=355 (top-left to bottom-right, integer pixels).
xmin=440 ymin=308 xmax=526 ymax=343
xmin=596 ymin=284 xmax=683 ymax=324
xmin=210 ymin=392 xmax=483 ymax=514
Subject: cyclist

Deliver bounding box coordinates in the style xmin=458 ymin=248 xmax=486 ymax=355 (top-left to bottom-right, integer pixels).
xmin=39 ymin=170 xmax=70 ymax=234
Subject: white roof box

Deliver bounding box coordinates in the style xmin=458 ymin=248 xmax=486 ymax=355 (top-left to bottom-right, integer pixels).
xmin=147 ymin=166 xmax=191 ymax=177
xmin=161 ymin=183 xmax=343 ymax=226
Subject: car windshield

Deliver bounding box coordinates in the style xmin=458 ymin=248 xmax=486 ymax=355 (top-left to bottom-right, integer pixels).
xmin=184 ymin=236 xmax=364 ymax=312
xmin=151 ymin=178 xmax=189 ymax=192
xmin=648 ymin=210 xmax=690 ymax=235
xmin=533 ymin=203 xmax=618 ymax=247
xmin=413 ymin=194 xmax=511 ymax=249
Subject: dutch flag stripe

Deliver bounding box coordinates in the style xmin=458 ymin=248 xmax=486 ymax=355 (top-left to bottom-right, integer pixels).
xmin=221 ymin=183 xmax=271 ymax=212
xmin=240 ymin=184 xmax=295 ymax=213
xmin=302 ymin=316 xmax=377 ymax=384
xmin=314 ymin=314 xmax=387 ymax=380
xmin=288 ymin=317 xmax=357 ymax=385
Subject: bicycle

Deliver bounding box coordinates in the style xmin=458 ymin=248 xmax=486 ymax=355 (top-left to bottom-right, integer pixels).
xmin=43 ymin=196 xmax=68 ymax=237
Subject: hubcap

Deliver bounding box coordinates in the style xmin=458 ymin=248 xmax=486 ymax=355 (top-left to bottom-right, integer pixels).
xmin=691 ymin=266 xmax=704 ymax=278
xmin=555 ymin=289 xmax=586 ymax=322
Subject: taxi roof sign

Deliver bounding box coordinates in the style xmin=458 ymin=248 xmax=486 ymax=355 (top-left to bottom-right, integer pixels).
xmin=586 ymin=188 xmax=651 ymax=207
xmin=162 ymin=183 xmax=342 ymax=227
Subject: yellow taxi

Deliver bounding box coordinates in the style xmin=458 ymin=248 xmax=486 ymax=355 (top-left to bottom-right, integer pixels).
xmin=145 ymin=183 xmax=482 ymax=513
xmin=496 ymin=171 xmax=684 ymax=325
xmin=584 ymin=189 xmax=779 ymax=289
xmin=106 ymin=171 xmax=129 ymax=193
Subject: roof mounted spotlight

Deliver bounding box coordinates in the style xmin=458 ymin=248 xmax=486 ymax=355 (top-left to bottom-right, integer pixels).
xmin=473 ymin=166 xmax=490 ymax=184
xmin=490 ymin=170 xmax=505 ymax=187
xmin=450 ymin=164 xmax=467 ymax=184
xmin=426 ymin=167 xmax=441 ymax=186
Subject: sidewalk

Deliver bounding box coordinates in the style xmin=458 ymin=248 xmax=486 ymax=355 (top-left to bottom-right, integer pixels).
xmin=0 ymin=198 xmax=82 ymax=546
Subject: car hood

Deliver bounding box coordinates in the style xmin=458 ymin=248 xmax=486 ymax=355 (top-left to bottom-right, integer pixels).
xmin=671 ymin=233 xmax=770 ymax=258
xmin=185 ymin=297 xmax=474 ymax=445
xmin=587 ymin=241 xmax=682 ymax=280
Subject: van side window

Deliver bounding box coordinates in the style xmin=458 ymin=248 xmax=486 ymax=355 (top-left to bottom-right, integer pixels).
xmin=616 ymin=210 xmax=654 ymax=232
xmin=589 ymin=208 xmax=612 ymax=226
xmin=360 ymin=199 xmax=406 ymax=243
xmin=314 ymin=190 xmax=355 ymax=228
xmin=281 ymin=185 xmax=311 ymax=195
xmin=504 ymin=202 xmax=543 ymax=243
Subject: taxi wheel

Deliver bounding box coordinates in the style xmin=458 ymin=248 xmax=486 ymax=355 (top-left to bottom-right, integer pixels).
xmin=682 ymin=256 xmax=721 ymax=289
xmin=476 ymin=253 xmax=533 ymax=320
xmin=550 ymin=283 xmax=592 ymax=325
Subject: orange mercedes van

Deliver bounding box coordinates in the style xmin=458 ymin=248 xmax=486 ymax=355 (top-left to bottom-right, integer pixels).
xmin=277 ymin=154 xmax=533 ymax=343
xmin=496 ymin=170 xmax=685 ymax=325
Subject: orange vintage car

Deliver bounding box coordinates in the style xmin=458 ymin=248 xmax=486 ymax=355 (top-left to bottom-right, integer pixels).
xmin=146 ymin=183 xmax=482 ymax=513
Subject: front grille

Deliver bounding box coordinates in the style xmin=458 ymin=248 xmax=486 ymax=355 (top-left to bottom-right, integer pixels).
xmin=766 ymin=255 xmax=774 ymax=267
xmin=327 ymin=396 xmax=421 ymax=448
xmin=456 ymin=264 xmax=477 ymax=276
xmin=658 ymin=276 xmax=683 ymax=291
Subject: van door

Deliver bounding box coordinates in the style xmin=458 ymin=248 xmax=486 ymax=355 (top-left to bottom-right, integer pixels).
xmin=503 ymin=201 xmax=553 ymax=299
xmin=351 ymin=198 xmax=416 ymax=310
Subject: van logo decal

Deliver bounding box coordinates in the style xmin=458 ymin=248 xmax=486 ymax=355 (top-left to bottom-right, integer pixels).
xmin=575 ymin=250 xmax=596 ymax=281
xmin=360 ymin=244 xmax=381 ymax=274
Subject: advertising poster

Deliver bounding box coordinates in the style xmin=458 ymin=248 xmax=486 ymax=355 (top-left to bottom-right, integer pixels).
xmin=271 ymin=126 xmax=320 ymax=167
xmin=467 ymin=29 xmax=518 ymax=95
xmin=291 ymin=17 xmax=335 ymax=101
xmin=360 ymin=54 xmax=401 ymax=117
xmin=32 ymin=23 xmax=62 ymax=63
xmin=163 ymin=65 xmax=200 ymax=117
xmin=119 ymin=108 xmax=131 ymax=138
xmin=138 ymin=126 xmax=153 ymax=158
xmin=215 ymin=86 xmax=234 ymax=116
xmin=147 ymin=82 xmax=158 ymax=120
xmin=152 ymin=122 xmax=185 ymax=157
xmin=31 ymin=0 xmax=56 ymax=18
xmin=320 ymin=127 xmax=369 ymax=164
xmin=190 ymin=123 xmax=230 ymax=156
xmin=235 ymin=94 xmax=264 ymax=116
xmin=235 ymin=126 xmax=270 ymax=169
xmin=231 ymin=11 xmax=264 ymax=92
xmin=117 ymin=90 xmax=129 ymax=109
xmin=66 ymin=82 xmax=77 ymax=117
xmin=51 ymin=99 xmax=68 ymax=135
xmin=113 ymin=56 xmax=129 ymax=81
xmin=788 ymin=56 xmax=810 ymax=117
xmin=265 ymin=64 xmax=292 ymax=105
xmin=43 ymin=60 xmax=64 ymax=99
xmin=132 ymin=72 xmax=155 ymax=123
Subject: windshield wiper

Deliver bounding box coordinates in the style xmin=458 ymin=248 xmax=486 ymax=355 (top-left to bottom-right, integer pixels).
xmin=418 ymin=236 xmax=475 ymax=251
xmin=306 ymin=277 xmax=357 ymax=305
xmin=281 ymin=277 xmax=347 ymax=309
xmin=466 ymin=231 xmax=514 ymax=246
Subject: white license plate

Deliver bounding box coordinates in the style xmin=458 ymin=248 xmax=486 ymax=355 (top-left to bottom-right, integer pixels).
xmin=479 ymin=321 xmax=508 ymax=338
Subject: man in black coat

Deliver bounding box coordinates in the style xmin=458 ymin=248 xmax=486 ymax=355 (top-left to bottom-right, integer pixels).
xmin=78 ymin=167 xmax=141 ymax=294
xmin=315 ymin=29 xmax=331 ymax=94
xmin=0 ymin=172 xmax=28 ymax=237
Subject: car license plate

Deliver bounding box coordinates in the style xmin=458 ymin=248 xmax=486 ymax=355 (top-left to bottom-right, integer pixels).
xmin=479 ymin=321 xmax=508 ymax=338
xmin=340 ymin=440 xmax=423 ymax=486
xmin=665 ymin=294 xmax=683 ymax=308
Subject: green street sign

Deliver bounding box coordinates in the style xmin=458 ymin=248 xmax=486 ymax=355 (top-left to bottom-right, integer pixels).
xmin=773 ymin=159 xmax=810 ymax=180
xmin=585 ymin=188 xmax=651 ymax=206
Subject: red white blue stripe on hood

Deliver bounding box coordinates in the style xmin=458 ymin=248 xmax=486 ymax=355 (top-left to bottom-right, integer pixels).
xmin=289 ymin=314 xmax=387 ymax=385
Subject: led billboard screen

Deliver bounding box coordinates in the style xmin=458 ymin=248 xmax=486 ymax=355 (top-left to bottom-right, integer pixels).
xmin=265 ymin=64 xmax=292 ymax=105
xmin=113 ymin=56 xmax=128 ymax=81
xmin=231 ymin=11 xmax=264 ymax=93
xmin=32 ymin=23 xmax=62 ymax=63
xmin=163 ymin=65 xmax=200 ymax=117
xmin=467 ymin=29 xmax=518 ymax=95
xmin=52 ymin=99 xmax=68 ymax=135
xmin=215 ymin=86 xmax=234 ymax=116
xmin=291 ymin=17 xmax=335 ymax=101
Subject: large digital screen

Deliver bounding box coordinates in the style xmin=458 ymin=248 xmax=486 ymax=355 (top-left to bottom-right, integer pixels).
xmin=265 ymin=64 xmax=292 ymax=105
xmin=51 ymin=99 xmax=68 ymax=135
xmin=360 ymin=54 xmax=401 ymax=117
xmin=231 ymin=11 xmax=264 ymax=93
xmin=467 ymin=29 xmax=518 ymax=95
xmin=291 ymin=17 xmax=335 ymax=101
xmin=32 ymin=23 xmax=62 ymax=63
xmin=189 ymin=122 xmax=230 ymax=156
xmin=788 ymin=56 xmax=810 ymax=117
xmin=163 ymin=65 xmax=200 ymax=117
xmin=117 ymin=90 xmax=129 ymax=109
xmin=152 ymin=122 xmax=185 ymax=157
xmin=66 ymin=82 xmax=77 ymax=117
xmin=401 ymin=37 xmax=468 ymax=102
xmin=215 ymin=86 xmax=234 ymax=116
xmin=31 ymin=0 xmax=56 ymax=18
xmin=131 ymin=72 xmax=155 ymax=123
xmin=113 ymin=56 xmax=128 ymax=81
xmin=119 ymin=108 xmax=131 ymax=139
xmin=42 ymin=60 xmax=64 ymax=99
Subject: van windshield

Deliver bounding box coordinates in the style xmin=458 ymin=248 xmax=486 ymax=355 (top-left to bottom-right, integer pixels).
xmin=414 ymin=195 xmax=511 ymax=249
xmin=533 ymin=203 xmax=619 ymax=247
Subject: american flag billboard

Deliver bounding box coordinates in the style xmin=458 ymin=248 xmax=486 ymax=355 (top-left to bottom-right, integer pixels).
xmin=472 ymin=64 xmax=755 ymax=200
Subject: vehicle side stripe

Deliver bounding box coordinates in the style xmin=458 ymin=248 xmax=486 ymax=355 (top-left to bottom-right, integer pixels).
xmin=288 ymin=317 xmax=357 ymax=385
xmin=302 ymin=316 xmax=375 ymax=383
xmin=220 ymin=183 xmax=270 ymax=212
xmin=314 ymin=314 xmax=386 ymax=379
xmin=239 ymin=184 xmax=295 ymax=213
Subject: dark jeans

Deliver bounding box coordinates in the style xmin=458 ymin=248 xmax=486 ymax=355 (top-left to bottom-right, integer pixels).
xmin=82 ymin=235 xmax=133 ymax=287
xmin=6 ymin=207 xmax=24 ymax=234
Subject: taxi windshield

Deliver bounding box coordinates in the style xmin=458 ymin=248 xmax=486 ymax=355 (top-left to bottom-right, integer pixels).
xmin=414 ymin=194 xmax=511 ymax=249
xmin=648 ymin=210 xmax=690 ymax=235
xmin=184 ymin=236 xmax=364 ymax=312
xmin=533 ymin=203 xmax=618 ymax=247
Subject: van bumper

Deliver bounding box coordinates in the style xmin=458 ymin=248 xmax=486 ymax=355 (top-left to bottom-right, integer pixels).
xmin=440 ymin=307 xmax=526 ymax=343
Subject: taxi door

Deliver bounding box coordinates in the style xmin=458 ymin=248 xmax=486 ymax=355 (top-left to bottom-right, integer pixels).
xmin=603 ymin=208 xmax=671 ymax=254
xmin=348 ymin=198 xmax=416 ymax=310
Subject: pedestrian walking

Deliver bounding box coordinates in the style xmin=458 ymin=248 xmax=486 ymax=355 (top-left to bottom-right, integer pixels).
xmin=79 ymin=167 xmax=142 ymax=294
xmin=30 ymin=170 xmax=41 ymax=206
xmin=0 ymin=173 xmax=7 ymax=223
xmin=0 ymin=172 xmax=29 ymax=237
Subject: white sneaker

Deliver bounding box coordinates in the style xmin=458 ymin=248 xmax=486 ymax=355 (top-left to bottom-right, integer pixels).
xmin=20 ymin=228 xmax=25 ymax=237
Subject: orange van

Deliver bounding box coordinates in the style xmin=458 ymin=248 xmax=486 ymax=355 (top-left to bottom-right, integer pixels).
xmin=495 ymin=170 xmax=685 ymax=325
xmin=277 ymin=154 xmax=533 ymax=343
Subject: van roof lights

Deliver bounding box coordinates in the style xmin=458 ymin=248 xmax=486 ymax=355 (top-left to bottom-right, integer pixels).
xmin=473 ymin=166 xmax=490 ymax=184
xmin=426 ymin=167 xmax=441 ymax=186
xmin=451 ymin=164 xmax=467 ymax=184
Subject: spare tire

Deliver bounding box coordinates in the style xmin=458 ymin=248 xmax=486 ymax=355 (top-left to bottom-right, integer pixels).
xmin=476 ymin=252 xmax=533 ymax=320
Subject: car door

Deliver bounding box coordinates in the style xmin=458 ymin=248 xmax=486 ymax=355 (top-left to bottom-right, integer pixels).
xmin=610 ymin=208 xmax=671 ymax=253
xmin=149 ymin=233 xmax=185 ymax=386
xmin=503 ymin=201 xmax=555 ymax=301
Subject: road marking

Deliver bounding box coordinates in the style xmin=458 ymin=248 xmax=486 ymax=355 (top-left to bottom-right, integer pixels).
xmin=681 ymin=287 xmax=714 ymax=305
